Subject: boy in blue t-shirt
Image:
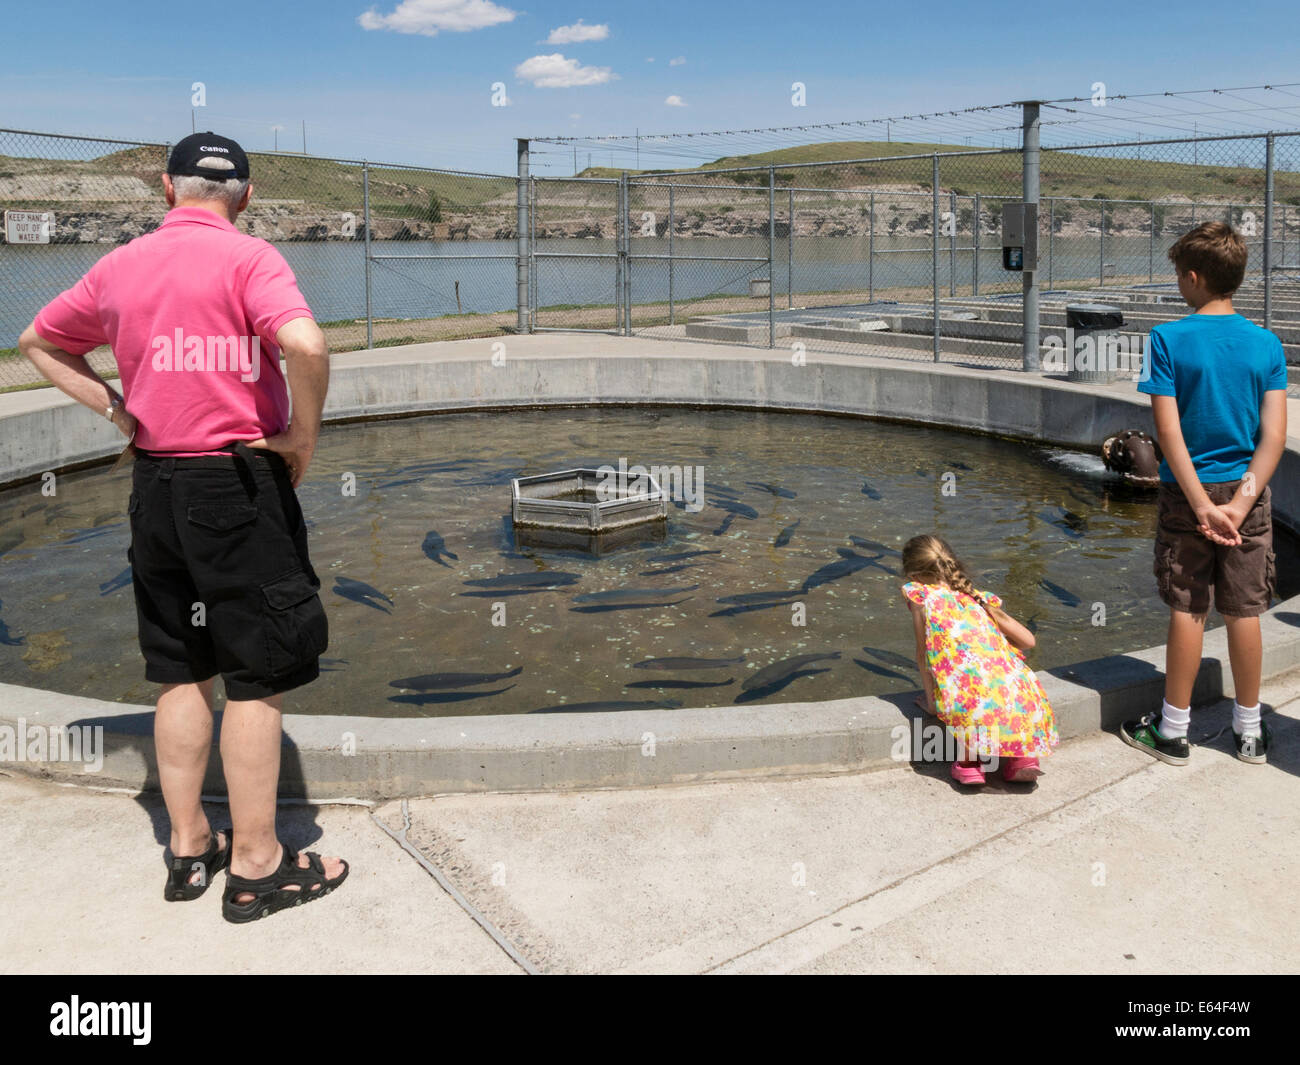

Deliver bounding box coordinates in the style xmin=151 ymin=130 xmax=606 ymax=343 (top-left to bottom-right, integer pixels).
xmin=1122 ymin=222 xmax=1289 ymax=765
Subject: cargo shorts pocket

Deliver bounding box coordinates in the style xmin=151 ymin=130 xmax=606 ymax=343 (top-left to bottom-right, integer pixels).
xmin=187 ymin=502 xmax=258 ymax=532
xmin=260 ymin=569 xmax=328 ymax=677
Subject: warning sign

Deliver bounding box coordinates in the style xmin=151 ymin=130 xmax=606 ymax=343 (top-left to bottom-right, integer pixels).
xmin=4 ymin=210 xmax=54 ymax=244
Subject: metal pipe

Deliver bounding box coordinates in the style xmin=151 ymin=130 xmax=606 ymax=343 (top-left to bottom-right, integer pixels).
xmin=1099 ymin=199 xmax=1105 ymax=286
xmin=622 ymin=173 xmax=632 ymax=335
xmin=931 ymin=153 xmax=940 ymax=363
xmin=1021 ymin=101 xmax=1041 ymax=372
xmin=1048 ymin=198 xmax=1054 ymax=290
xmin=948 ymin=189 xmax=957 ymax=297
xmin=668 ymin=184 xmax=675 ymax=325
xmin=787 ymin=187 xmax=794 ymax=310
xmin=1149 ymin=202 xmax=1156 ymax=283
xmin=768 ymin=165 xmax=776 ymax=349
xmin=613 ymin=177 xmax=623 ymax=333
xmin=363 ymin=162 xmax=373 ymax=350
xmin=973 ymin=192 xmax=981 ymax=296
xmin=1265 ymin=133 xmax=1274 ymax=330
xmin=515 ymin=139 xmax=529 ymax=333
xmin=868 ymin=191 xmax=874 ymax=302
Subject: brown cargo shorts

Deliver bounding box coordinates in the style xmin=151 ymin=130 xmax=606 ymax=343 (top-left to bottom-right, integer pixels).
xmin=1155 ymin=480 xmax=1276 ymax=617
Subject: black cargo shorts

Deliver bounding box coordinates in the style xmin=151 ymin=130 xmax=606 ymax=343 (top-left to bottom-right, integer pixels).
xmin=127 ymin=445 xmax=328 ymax=700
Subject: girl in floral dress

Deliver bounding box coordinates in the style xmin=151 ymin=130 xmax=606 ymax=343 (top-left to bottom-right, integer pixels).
xmin=900 ymin=534 xmax=1059 ymax=786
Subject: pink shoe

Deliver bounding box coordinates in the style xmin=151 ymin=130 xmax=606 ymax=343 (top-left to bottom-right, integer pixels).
xmin=1001 ymin=757 xmax=1043 ymax=783
xmin=950 ymin=760 xmax=986 ymax=786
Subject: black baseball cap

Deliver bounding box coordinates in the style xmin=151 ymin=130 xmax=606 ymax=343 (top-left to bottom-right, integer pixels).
xmin=167 ymin=132 xmax=250 ymax=180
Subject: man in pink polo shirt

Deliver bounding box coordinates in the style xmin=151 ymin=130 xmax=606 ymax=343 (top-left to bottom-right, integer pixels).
xmin=19 ymin=132 xmax=348 ymax=922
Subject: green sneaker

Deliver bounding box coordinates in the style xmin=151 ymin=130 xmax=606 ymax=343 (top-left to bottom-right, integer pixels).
xmin=1120 ymin=713 xmax=1190 ymax=765
xmin=1232 ymin=721 xmax=1270 ymax=764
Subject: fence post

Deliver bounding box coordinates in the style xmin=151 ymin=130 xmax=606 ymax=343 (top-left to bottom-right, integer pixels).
xmin=931 ymin=153 xmax=940 ymax=362
xmin=1021 ymin=101 xmax=1042 ymax=372
xmin=620 ymin=172 xmax=631 ymax=335
xmin=529 ymin=176 xmax=536 ymax=327
xmin=363 ymin=162 xmax=373 ymax=350
xmin=1265 ymin=133 xmax=1274 ymax=330
xmin=787 ymin=187 xmax=794 ymax=310
xmin=1099 ymin=199 xmax=1106 ymax=287
xmin=516 ymin=139 xmax=530 ymax=334
xmin=868 ymin=191 xmax=875 ymax=303
xmin=948 ymin=189 xmax=957 ymax=297
xmin=768 ymin=165 xmax=776 ymax=349
xmin=1149 ymin=202 xmax=1156 ymax=283
xmin=1047 ymin=198 xmax=1054 ymax=290
xmin=973 ymin=193 xmax=981 ymax=296
xmin=668 ymin=184 xmax=675 ymax=326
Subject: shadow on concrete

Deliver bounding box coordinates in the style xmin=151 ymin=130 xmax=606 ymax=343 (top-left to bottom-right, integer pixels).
xmin=1274 ymin=612 xmax=1300 ymax=628
xmin=66 ymin=708 xmax=323 ymax=861
xmin=1044 ymin=653 xmax=1226 ymax=731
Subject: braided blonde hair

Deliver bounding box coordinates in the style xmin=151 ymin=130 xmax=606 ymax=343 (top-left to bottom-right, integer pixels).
xmin=901 ymin=534 xmax=992 ymax=615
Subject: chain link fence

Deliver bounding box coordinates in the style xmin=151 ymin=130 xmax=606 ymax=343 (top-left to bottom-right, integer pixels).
xmin=0 ymin=128 xmax=519 ymax=391
xmin=4 ymin=124 xmax=1298 ymax=393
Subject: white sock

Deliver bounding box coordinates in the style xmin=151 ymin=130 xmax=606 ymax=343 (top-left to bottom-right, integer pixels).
xmin=1157 ymin=700 xmax=1190 ymax=740
xmin=1233 ymin=702 xmax=1262 ymax=740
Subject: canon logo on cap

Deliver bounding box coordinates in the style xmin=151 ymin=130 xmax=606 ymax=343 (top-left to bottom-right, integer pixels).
xmin=199 ymin=145 xmax=229 ymax=152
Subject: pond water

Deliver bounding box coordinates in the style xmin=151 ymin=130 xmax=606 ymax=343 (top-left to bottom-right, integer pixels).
xmin=0 ymin=407 xmax=1295 ymax=716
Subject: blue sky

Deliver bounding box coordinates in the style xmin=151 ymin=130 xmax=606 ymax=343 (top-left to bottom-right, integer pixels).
xmin=4 ymin=0 xmax=1299 ymax=173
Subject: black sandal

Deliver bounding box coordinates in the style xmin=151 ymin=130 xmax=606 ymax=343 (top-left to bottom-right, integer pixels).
xmin=165 ymin=829 xmax=231 ymax=902
xmin=222 ymin=843 xmax=348 ymax=923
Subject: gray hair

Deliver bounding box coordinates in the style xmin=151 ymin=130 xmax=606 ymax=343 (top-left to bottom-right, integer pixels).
xmin=171 ymin=156 xmax=249 ymax=209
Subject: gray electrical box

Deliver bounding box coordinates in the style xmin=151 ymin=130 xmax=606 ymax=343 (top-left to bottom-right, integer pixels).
xmin=1001 ymin=202 xmax=1038 ymax=271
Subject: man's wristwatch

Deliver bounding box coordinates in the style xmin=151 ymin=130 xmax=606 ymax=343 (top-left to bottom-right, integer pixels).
xmin=105 ymin=396 xmax=123 ymax=422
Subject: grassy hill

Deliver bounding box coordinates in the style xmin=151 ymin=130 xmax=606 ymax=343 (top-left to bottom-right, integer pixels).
xmin=579 ymin=139 xmax=1300 ymax=205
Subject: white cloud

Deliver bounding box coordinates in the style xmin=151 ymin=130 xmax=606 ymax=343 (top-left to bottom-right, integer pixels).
xmin=546 ymin=20 xmax=609 ymax=44
xmin=358 ymin=0 xmax=517 ymax=36
xmin=515 ymin=54 xmax=616 ymax=88
xmin=646 ymin=57 xmax=655 ymax=62
xmin=664 ymin=94 xmax=686 ymax=107
xmin=669 ymin=56 xmax=686 ymax=66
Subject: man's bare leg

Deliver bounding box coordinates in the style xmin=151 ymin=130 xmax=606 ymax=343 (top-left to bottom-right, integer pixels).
xmin=1223 ymin=614 xmax=1263 ymax=710
xmin=222 ymin=695 xmax=344 ymax=900
xmin=1164 ymin=609 xmax=1207 ymax=710
xmin=156 ymin=679 xmax=224 ymax=883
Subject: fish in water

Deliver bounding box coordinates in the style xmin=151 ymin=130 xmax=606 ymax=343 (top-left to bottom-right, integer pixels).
xmin=0 ymin=599 xmax=25 ymax=646
xmin=529 ymin=699 xmax=683 ymax=714
xmin=571 ymin=598 xmax=693 ymax=614
xmin=99 ymin=566 xmax=133 ymax=595
xmin=736 ymin=652 xmax=841 ymax=701
xmin=1040 ymin=579 xmax=1081 ymax=608
xmin=421 ymin=530 xmax=459 ymax=568
xmin=1025 ymin=614 xmax=1040 ymax=635
xmin=713 ymin=513 xmax=737 ymax=536
xmin=0 ymin=531 xmax=25 ymax=558
xmin=707 ymin=484 xmax=743 ymax=499
xmin=711 ymin=499 xmax=759 ymax=519
xmin=746 ymin=481 xmax=797 ymax=499
xmin=389 ymin=685 xmax=517 ymax=707
xmin=945 ymin=459 xmax=974 ymax=472
xmin=1038 ymin=508 xmax=1084 ymax=539
xmin=716 ymin=590 xmax=798 ymax=606
xmin=625 ymin=678 xmax=735 ymax=690
xmin=849 ymin=535 xmax=901 ymax=557
xmin=709 ymin=600 xmax=797 ymax=618
xmin=915 ymin=468 xmax=930 ymax=478
xmin=319 ymin=658 xmax=349 ymax=672
xmin=638 ymin=563 xmax=702 ymax=576
xmin=62 ymin=524 xmax=122 ymax=545
xmin=800 ymin=549 xmax=889 ymax=593
xmin=647 ymin=549 xmax=721 ymax=563
xmin=462 ymin=571 xmax=581 ymax=596
xmin=1066 ymin=486 xmax=1099 ymax=509
xmin=390 ymin=666 xmax=523 ymax=691
xmin=453 ymin=467 xmax=525 ymax=487
xmin=333 ymin=576 xmax=394 ymax=613
xmin=633 ymin=655 xmax=746 ymax=671
xmin=774 ymin=520 xmax=801 ymax=548
xmin=574 ymin=585 xmax=699 ymax=604
xmin=853 ymin=658 xmax=913 ymax=684
xmin=861 ymin=481 xmax=883 ymax=500
xmin=861 ymin=646 xmax=918 ymax=672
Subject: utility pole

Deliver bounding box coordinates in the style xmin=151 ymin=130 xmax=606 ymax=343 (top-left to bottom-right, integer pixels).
xmin=302 ymin=120 xmax=307 ymax=154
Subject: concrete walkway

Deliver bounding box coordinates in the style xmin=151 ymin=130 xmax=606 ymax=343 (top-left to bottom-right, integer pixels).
xmin=5 ymin=670 xmax=1297 ymax=975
